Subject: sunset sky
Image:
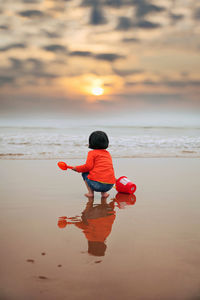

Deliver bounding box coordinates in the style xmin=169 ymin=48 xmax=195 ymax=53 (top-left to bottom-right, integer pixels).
xmin=0 ymin=0 xmax=200 ymax=117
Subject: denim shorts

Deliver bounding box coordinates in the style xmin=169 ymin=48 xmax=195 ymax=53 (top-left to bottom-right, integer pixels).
xmin=82 ymin=172 xmax=114 ymax=192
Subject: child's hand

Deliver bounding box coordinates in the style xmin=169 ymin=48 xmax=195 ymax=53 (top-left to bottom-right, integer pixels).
xmin=72 ymin=167 xmax=77 ymax=171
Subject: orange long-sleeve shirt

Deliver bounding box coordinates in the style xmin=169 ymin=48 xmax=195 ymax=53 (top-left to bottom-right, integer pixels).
xmin=75 ymin=149 xmax=116 ymax=184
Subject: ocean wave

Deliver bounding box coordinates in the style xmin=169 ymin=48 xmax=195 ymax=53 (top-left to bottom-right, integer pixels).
xmin=0 ymin=126 xmax=200 ymax=159
xmin=1 ymin=125 xmax=200 ymax=130
xmin=1 ymin=154 xmax=200 ymax=160
xmin=0 ymin=153 xmax=25 ymax=157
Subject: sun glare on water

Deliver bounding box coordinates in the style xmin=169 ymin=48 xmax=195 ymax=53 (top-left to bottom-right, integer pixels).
xmin=91 ymin=87 xmax=104 ymax=96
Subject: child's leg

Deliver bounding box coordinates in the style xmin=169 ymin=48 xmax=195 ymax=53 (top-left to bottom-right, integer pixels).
xmin=101 ymin=191 xmax=109 ymax=198
xmin=100 ymin=184 xmax=114 ymax=198
xmin=82 ymin=172 xmax=94 ymax=198
xmin=101 ymin=197 xmax=108 ymax=205
xmin=84 ymin=180 xmax=94 ymax=198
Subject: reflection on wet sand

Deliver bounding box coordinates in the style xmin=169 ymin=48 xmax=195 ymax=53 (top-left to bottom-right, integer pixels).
xmin=113 ymin=193 xmax=136 ymax=209
xmin=58 ymin=193 xmax=136 ymax=257
xmin=1 ymin=159 xmax=200 ymax=300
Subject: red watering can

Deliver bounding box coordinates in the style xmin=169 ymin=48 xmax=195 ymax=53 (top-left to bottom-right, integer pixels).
xmin=116 ymin=176 xmax=136 ymax=194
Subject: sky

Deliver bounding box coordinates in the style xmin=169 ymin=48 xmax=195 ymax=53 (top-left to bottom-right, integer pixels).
xmin=0 ymin=0 xmax=200 ymax=119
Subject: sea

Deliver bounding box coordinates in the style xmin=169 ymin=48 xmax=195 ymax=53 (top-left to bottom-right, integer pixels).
xmin=0 ymin=115 xmax=200 ymax=159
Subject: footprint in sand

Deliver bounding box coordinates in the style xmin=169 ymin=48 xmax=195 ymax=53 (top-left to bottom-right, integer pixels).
xmin=38 ymin=276 xmax=48 ymax=280
xmin=26 ymin=259 xmax=35 ymax=263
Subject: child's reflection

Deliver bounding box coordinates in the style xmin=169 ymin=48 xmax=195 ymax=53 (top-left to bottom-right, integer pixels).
xmin=58 ymin=197 xmax=115 ymax=257
xmin=58 ymin=193 xmax=136 ymax=257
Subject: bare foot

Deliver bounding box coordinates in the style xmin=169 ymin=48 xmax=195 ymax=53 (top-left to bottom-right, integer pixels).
xmin=101 ymin=192 xmax=109 ymax=198
xmin=84 ymin=193 xmax=94 ymax=198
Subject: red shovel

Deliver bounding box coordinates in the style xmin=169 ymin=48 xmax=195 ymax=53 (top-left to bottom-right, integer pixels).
xmin=57 ymin=161 xmax=74 ymax=171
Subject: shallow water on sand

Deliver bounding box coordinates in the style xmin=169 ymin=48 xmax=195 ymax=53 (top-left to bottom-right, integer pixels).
xmin=0 ymin=159 xmax=200 ymax=300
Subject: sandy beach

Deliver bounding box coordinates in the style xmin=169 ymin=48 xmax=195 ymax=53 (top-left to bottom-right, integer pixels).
xmin=0 ymin=158 xmax=200 ymax=300
xmin=1 ymin=0 xmax=200 ymax=297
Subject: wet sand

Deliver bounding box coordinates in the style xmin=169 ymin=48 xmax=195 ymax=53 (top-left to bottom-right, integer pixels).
xmin=0 ymin=158 xmax=200 ymax=300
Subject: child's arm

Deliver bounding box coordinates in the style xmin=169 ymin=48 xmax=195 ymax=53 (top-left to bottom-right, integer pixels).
xmin=73 ymin=151 xmax=95 ymax=173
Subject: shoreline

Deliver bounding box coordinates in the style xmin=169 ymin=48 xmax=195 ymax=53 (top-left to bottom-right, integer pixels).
xmin=1 ymin=154 xmax=200 ymax=160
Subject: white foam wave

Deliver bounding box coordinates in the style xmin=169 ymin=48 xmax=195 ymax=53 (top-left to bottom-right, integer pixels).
xmin=0 ymin=126 xmax=200 ymax=159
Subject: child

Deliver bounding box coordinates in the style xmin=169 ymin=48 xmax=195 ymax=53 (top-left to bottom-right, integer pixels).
xmin=72 ymin=131 xmax=115 ymax=198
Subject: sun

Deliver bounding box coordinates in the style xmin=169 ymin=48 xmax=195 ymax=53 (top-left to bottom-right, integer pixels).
xmin=91 ymin=87 xmax=104 ymax=96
